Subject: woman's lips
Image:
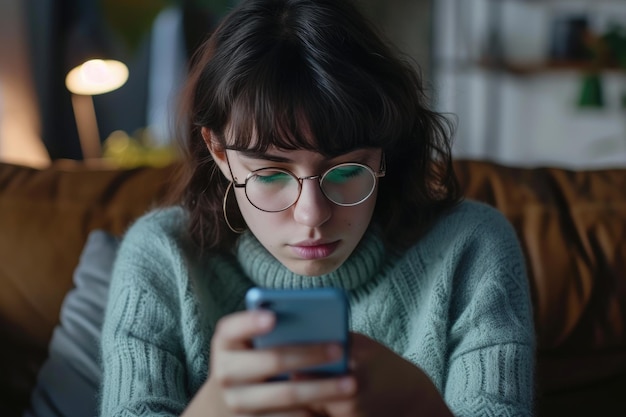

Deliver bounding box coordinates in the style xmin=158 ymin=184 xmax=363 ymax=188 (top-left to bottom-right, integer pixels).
xmin=289 ymin=241 xmax=340 ymax=260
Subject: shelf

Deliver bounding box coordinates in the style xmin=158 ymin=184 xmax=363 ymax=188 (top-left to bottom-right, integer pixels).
xmin=477 ymin=59 xmax=623 ymax=75
xmin=435 ymin=58 xmax=624 ymax=76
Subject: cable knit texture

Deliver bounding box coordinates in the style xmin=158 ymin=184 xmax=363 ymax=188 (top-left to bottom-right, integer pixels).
xmin=99 ymin=200 xmax=535 ymax=416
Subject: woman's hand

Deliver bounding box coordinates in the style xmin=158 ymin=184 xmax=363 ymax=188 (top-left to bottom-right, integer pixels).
xmin=313 ymin=333 xmax=453 ymax=417
xmin=184 ymin=310 xmax=357 ymax=417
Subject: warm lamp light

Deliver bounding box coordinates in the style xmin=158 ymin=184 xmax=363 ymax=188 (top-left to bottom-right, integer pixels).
xmin=64 ymin=6 xmax=129 ymax=160
xmin=65 ymin=54 xmax=129 ymax=161
xmin=67 ymin=58 xmax=129 ymax=160
xmin=65 ymin=58 xmax=129 ymax=95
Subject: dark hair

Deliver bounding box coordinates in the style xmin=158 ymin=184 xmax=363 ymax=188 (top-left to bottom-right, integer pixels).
xmin=168 ymin=0 xmax=461 ymax=253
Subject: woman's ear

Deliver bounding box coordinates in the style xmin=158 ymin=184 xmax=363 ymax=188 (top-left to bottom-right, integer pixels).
xmin=202 ymin=127 xmax=232 ymax=180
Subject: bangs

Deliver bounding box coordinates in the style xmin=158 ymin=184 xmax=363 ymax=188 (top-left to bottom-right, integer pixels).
xmin=221 ymin=40 xmax=399 ymax=156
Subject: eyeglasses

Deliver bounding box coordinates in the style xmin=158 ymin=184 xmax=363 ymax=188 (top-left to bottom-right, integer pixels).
xmin=228 ymin=153 xmax=386 ymax=212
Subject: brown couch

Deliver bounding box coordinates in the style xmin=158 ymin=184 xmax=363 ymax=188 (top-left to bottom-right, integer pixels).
xmin=0 ymin=159 xmax=624 ymax=416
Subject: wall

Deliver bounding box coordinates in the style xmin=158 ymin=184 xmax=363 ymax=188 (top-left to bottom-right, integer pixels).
xmin=359 ymin=0 xmax=432 ymax=83
xmin=0 ymin=0 xmax=49 ymax=167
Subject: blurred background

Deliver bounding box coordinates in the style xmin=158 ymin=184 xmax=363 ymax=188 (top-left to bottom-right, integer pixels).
xmin=0 ymin=0 xmax=625 ymax=169
xmin=434 ymin=0 xmax=626 ymax=169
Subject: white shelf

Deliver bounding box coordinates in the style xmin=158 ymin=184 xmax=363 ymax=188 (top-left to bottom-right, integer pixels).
xmin=434 ymin=0 xmax=626 ymax=169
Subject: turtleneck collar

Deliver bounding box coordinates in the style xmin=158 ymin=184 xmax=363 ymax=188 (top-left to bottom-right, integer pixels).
xmin=235 ymin=229 xmax=386 ymax=291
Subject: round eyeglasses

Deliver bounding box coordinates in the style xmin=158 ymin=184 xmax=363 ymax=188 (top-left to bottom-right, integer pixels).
xmin=230 ymin=156 xmax=386 ymax=213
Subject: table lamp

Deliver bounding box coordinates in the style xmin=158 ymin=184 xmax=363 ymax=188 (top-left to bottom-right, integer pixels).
xmin=64 ymin=14 xmax=129 ymax=160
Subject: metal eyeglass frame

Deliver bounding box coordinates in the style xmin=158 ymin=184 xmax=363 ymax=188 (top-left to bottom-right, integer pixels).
xmin=225 ymin=150 xmax=386 ymax=213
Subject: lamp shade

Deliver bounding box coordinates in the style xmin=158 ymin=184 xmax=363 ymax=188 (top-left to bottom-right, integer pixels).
xmin=64 ymin=8 xmax=129 ymax=96
xmin=65 ymin=58 xmax=128 ymax=95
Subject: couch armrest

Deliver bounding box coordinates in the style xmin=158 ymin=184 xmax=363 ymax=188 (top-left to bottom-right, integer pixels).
xmin=0 ymin=161 xmax=177 ymax=416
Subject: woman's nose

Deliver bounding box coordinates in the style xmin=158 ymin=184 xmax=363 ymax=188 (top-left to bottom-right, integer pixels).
xmin=292 ymin=178 xmax=332 ymax=227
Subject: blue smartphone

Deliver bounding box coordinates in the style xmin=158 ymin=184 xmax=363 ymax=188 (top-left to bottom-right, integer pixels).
xmin=245 ymin=287 xmax=350 ymax=378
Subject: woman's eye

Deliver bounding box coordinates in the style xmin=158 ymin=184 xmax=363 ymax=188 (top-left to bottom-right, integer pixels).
xmin=253 ymin=171 xmax=292 ymax=184
xmin=326 ymin=165 xmax=366 ymax=182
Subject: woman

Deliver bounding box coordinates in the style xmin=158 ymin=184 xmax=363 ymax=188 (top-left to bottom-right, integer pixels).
xmin=99 ymin=0 xmax=535 ymax=415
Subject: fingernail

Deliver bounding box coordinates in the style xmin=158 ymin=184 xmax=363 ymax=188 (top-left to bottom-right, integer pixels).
xmin=338 ymin=376 xmax=355 ymax=393
xmin=327 ymin=344 xmax=342 ymax=359
xmin=256 ymin=312 xmax=274 ymax=328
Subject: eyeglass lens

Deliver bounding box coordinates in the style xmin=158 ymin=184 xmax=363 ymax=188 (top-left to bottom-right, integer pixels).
xmin=244 ymin=163 xmax=377 ymax=212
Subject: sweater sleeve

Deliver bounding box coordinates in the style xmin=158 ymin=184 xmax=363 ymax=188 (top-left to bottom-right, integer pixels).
xmin=99 ymin=210 xmax=190 ymax=417
xmin=444 ymin=204 xmax=535 ymax=417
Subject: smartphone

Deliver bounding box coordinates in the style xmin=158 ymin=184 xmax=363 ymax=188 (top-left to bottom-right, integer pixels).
xmin=245 ymin=286 xmax=350 ymax=378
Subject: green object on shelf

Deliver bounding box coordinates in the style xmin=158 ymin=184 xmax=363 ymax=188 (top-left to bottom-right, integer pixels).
xmin=578 ymin=73 xmax=604 ymax=107
xmin=603 ymin=23 xmax=626 ymax=69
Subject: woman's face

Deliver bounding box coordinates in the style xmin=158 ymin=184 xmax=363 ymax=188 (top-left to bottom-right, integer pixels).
xmin=206 ymin=130 xmax=382 ymax=276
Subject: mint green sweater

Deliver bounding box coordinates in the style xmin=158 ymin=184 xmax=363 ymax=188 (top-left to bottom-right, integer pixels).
xmin=99 ymin=200 xmax=535 ymax=416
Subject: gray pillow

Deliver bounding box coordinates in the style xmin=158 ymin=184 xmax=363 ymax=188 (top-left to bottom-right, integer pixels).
xmin=24 ymin=230 xmax=118 ymax=417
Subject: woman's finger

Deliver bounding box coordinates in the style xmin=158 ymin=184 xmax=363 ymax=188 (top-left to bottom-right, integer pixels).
xmin=234 ymin=410 xmax=315 ymax=417
xmin=224 ymin=376 xmax=356 ymax=414
xmin=216 ymin=343 xmax=345 ymax=385
xmin=212 ymin=310 xmax=275 ymax=350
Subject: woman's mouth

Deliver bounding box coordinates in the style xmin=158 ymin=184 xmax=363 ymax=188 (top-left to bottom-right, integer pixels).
xmin=289 ymin=240 xmax=340 ymax=260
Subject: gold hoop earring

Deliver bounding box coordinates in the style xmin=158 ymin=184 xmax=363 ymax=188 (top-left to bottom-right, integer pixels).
xmin=222 ymin=181 xmax=246 ymax=234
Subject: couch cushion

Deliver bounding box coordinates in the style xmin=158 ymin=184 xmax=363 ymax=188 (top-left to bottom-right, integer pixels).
xmin=24 ymin=230 xmax=118 ymax=417
xmin=0 ymin=161 xmax=176 ymax=417
xmin=454 ymin=160 xmax=626 ymax=414
xmin=454 ymin=160 xmax=626 ymax=351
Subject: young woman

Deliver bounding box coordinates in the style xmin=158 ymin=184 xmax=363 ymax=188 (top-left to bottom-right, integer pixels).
xmin=99 ymin=0 xmax=535 ymax=416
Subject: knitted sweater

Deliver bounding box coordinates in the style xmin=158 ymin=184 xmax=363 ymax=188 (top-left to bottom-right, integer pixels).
xmin=99 ymin=200 xmax=535 ymax=416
